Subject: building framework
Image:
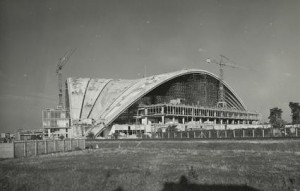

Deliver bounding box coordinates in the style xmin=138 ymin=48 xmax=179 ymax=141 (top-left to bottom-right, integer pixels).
xmin=136 ymin=104 xmax=259 ymax=125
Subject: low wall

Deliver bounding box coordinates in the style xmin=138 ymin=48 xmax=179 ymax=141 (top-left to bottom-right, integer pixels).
xmin=14 ymin=139 xmax=86 ymax=158
xmin=0 ymin=139 xmax=86 ymax=158
xmin=0 ymin=143 xmax=14 ymax=158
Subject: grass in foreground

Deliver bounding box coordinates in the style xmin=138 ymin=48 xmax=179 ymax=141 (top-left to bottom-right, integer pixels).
xmin=0 ymin=146 xmax=299 ymax=191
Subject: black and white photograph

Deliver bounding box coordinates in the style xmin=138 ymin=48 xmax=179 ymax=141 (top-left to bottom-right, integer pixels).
xmin=0 ymin=0 xmax=299 ymax=190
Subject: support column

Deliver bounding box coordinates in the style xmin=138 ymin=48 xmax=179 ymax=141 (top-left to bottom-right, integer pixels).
xmin=145 ymin=108 xmax=148 ymax=125
xmin=220 ymin=119 xmax=223 ymax=125
xmin=162 ymin=116 xmax=165 ymax=124
xmin=192 ymin=108 xmax=195 ymax=122
xmin=182 ymin=117 xmax=185 ymax=124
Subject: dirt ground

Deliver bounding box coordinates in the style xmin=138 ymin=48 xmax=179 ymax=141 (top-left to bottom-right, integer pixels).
xmin=0 ymin=140 xmax=300 ymax=191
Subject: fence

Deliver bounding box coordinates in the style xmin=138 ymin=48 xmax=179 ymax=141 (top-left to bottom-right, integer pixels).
xmin=13 ymin=139 xmax=86 ymax=158
xmin=114 ymin=127 xmax=299 ymax=140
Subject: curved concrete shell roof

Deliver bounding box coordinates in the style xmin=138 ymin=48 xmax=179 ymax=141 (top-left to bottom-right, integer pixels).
xmin=67 ymin=69 xmax=247 ymax=131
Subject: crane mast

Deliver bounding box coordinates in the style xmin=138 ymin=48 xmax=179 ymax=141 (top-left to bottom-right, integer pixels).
xmin=206 ymin=55 xmax=241 ymax=108
xmin=56 ymin=48 xmax=76 ymax=109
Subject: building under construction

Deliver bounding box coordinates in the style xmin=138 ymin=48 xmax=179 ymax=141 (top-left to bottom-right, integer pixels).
xmin=42 ymin=69 xmax=260 ymax=138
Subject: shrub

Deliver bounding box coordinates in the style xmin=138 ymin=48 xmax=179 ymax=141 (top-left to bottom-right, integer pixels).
xmin=86 ymin=132 xmax=95 ymax=139
xmin=59 ymin=135 xmax=64 ymax=140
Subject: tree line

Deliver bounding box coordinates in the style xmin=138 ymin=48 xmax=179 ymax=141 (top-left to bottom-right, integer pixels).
xmin=268 ymin=102 xmax=300 ymax=128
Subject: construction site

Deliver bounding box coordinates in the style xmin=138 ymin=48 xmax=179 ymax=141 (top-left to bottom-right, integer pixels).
xmin=42 ymin=52 xmax=260 ymax=139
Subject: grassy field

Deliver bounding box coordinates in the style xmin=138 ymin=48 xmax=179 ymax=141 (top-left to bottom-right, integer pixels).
xmin=0 ymin=140 xmax=300 ymax=191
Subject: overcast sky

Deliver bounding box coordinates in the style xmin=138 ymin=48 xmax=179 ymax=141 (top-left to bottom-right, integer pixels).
xmin=0 ymin=0 xmax=299 ymax=132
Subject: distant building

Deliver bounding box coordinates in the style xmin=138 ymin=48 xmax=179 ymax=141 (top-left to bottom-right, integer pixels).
xmin=42 ymin=108 xmax=70 ymax=139
xmin=15 ymin=129 xmax=46 ymax=141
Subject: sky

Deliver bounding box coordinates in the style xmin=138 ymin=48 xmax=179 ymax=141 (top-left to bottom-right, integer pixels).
xmin=0 ymin=0 xmax=299 ymax=132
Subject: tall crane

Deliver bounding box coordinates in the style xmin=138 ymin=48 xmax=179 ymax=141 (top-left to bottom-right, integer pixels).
xmin=56 ymin=48 xmax=76 ymax=108
xmin=206 ymin=55 xmax=244 ymax=109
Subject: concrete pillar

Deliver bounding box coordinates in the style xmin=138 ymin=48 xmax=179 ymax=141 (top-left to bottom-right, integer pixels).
xmin=35 ymin=140 xmax=38 ymax=156
xmin=220 ymin=119 xmax=223 ymax=125
xmin=214 ymin=111 xmax=216 ymax=117
xmin=145 ymin=108 xmax=148 ymax=125
xmin=183 ymin=117 xmax=185 ymax=124
xmin=162 ymin=116 xmax=165 ymax=124
xmin=199 ymin=118 xmax=202 ymax=123
xmin=214 ymin=118 xmax=216 ymax=124
xmin=161 ymin=106 xmax=164 ymax=114
xmin=227 ymin=119 xmax=229 ymax=124
xmin=172 ymin=116 xmax=175 ymax=123
xmin=206 ymin=118 xmax=209 ymax=123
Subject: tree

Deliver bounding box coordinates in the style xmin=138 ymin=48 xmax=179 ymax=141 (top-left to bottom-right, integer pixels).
xmin=289 ymin=102 xmax=300 ymax=124
xmin=268 ymin=107 xmax=286 ymax=128
xmin=86 ymin=131 xmax=95 ymax=139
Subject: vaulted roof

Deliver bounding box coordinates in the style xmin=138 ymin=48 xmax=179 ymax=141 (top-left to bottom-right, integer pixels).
xmin=67 ymin=69 xmax=247 ymax=131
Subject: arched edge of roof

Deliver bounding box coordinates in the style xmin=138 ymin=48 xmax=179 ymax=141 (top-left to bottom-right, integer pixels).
xmin=101 ymin=68 xmax=247 ymax=129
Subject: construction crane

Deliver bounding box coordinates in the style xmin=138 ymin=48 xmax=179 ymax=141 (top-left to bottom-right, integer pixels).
xmin=206 ymin=55 xmax=244 ymax=109
xmin=56 ymin=48 xmax=76 ymax=108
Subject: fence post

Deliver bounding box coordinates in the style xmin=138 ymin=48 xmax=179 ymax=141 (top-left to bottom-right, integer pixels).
xmin=217 ymin=131 xmax=219 ymax=138
xmin=13 ymin=142 xmax=15 ymax=158
xmin=296 ymin=127 xmax=298 ymax=137
xmin=209 ymin=131 xmax=211 ymax=139
xmin=83 ymin=139 xmax=86 ymax=149
xmin=168 ymin=132 xmax=170 ymax=139
xmin=24 ymin=141 xmax=27 ymax=157
xmin=63 ymin=140 xmax=66 ymax=152
xmin=54 ymin=140 xmax=56 ymax=152
xmin=70 ymin=139 xmax=72 ymax=150
xmin=174 ymin=132 xmax=176 ymax=139
xmin=194 ymin=131 xmax=196 ymax=139
xmin=242 ymin=130 xmax=245 ymax=138
xmin=262 ymin=129 xmax=265 ymax=138
xmin=187 ymin=132 xmax=189 ymax=139
xmin=252 ymin=129 xmax=255 ymax=138
xmin=233 ymin=130 xmax=235 ymax=138
xmin=284 ymin=128 xmax=287 ymax=137
xmin=225 ymin=130 xmax=227 ymax=138
xmin=35 ymin=140 xmax=38 ymax=156
xmin=45 ymin=140 xmax=47 ymax=154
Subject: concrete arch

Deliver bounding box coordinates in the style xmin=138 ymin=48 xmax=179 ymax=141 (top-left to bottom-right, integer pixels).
xmin=67 ymin=69 xmax=247 ymax=136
